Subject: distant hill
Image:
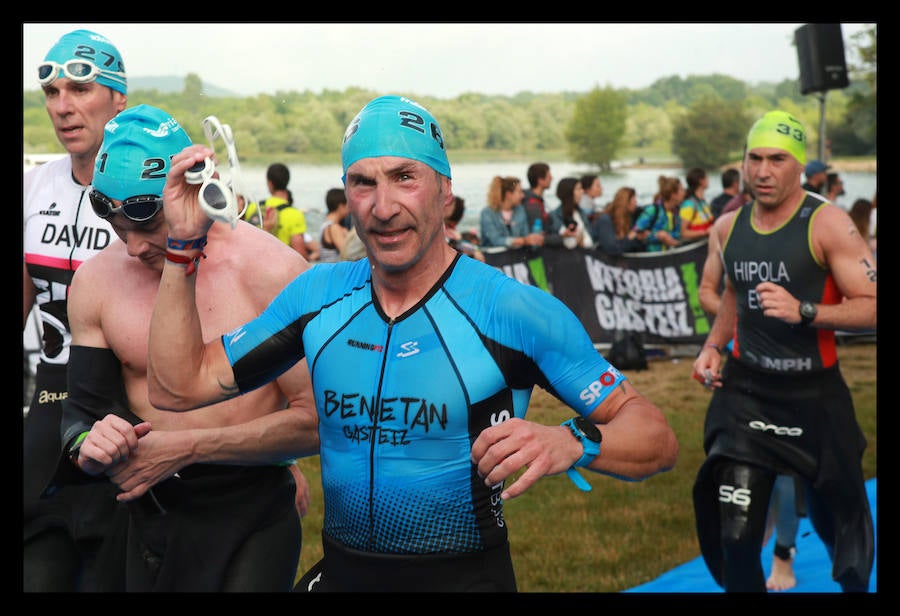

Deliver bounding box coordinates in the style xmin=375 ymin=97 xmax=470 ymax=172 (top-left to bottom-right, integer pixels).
xmin=129 ymin=76 xmax=238 ymax=97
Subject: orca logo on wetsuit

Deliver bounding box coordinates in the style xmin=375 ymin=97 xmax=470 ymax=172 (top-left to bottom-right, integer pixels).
xmin=748 ymin=420 xmax=803 ymax=436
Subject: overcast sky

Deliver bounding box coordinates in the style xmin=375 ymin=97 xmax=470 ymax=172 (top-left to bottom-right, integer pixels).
xmin=23 ymin=23 xmax=871 ymax=99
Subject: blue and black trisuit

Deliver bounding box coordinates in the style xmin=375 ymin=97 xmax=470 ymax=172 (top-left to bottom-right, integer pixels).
xmin=223 ymin=252 xmax=627 ymax=591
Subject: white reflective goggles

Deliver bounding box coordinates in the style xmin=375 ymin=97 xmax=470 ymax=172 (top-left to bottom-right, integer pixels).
xmin=185 ymin=116 xmax=249 ymax=228
xmin=38 ymin=59 xmax=126 ymax=88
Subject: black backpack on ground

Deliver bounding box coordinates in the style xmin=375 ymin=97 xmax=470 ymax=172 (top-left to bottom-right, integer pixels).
xmin=607 ymin=331 xmax=648 ymax=371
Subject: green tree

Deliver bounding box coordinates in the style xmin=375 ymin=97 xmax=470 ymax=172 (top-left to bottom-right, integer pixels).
xmin=565 ymin=87 xmax=627 ymax=171
xmin=835 ymin=23 xmax=876 ymax=153
xmin=772 ymin=78 xmax=806 ymax=105
xmin=625 ymin=103 xmax=672 ymax=149
xmin=432 ymin=101 xmax=489 ymax=150
xmin=22 ymin=70 xmax=873 ymax=161
xmin=480 ymin=100 xmax=524 ymax=150
xmin=671 ymin=97 xmax=751 ymax=168
xmin=523 ymin=95 xmax=572 ymax=151
xmin=23 ymin=107 xmax=59 ymax=152
xmin=182 ymin=73 xmax=204 ymax=113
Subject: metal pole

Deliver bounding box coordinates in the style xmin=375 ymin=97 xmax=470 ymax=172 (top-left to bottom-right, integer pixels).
xmin=818 ymin=92 xmax=827 ymax=162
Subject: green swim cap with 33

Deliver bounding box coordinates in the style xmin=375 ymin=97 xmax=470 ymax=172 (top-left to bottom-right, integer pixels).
xmin=746 ymin=110 xmax=807 ymax=165
xmin=341 ymin=95 xmax=451 ymax=180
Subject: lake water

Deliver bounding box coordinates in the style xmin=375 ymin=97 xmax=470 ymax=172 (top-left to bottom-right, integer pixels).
xmin=239 ymin=161 xmax=877 ymax=237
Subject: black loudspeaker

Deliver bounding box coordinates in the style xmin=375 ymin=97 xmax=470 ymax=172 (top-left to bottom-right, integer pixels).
xmin=795 ymin=24 xmax=850 ymax=95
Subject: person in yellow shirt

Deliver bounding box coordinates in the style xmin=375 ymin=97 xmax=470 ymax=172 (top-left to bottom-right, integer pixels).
xmin=243 ymin=163 xmax=317 ymax=260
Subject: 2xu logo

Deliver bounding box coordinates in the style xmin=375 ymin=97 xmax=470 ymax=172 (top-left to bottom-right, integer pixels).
xmin=748 ymin=420 xmax=803 ymax=436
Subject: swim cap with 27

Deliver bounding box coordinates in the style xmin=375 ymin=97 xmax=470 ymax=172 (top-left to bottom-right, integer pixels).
xmin=746 ymin=110 xmax=807 ymax=165
xmin=94 ymin=104 xmax=192 ymax=201
xmin=341 ymin=95 xmax=451 ymax=180
xmin=42 ymin=29 xmax=127 ymax=95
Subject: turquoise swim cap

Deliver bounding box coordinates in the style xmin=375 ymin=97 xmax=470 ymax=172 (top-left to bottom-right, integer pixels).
xmin=93 ymin=104 xmax=192 ymax=201
xmin=746 ymin=110 xmax=807 ymax=165
xmin=42 ymin=29 xmax=127 ymax=95
xmin=341 ymin=95 xmax=451 ymax=179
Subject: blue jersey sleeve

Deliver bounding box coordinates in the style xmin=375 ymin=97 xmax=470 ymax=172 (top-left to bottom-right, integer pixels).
xmin=476 ymin=265 xmax=626 ymax=417
xmin=222 ymin=261 xmax=371 ymax=392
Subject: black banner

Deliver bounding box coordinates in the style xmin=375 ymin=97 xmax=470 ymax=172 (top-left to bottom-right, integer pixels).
xmin=483 ymin=241 xmax=712 ymax=345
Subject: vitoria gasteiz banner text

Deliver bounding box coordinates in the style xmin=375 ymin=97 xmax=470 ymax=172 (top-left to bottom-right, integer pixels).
xmin=483 ymin=241 xmax=711 ymax=345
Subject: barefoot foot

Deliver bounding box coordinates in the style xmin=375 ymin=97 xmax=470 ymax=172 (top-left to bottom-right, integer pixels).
xmin=766 ymin=554 xmax=797 ymax=591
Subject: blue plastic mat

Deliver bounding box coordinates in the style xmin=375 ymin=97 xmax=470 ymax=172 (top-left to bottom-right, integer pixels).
xmin=626 ymin=478 xmax=877 ymax=593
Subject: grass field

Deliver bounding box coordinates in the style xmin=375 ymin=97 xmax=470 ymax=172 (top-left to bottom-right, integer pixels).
xmin=293 ymin=339 xmax=877 ymax=592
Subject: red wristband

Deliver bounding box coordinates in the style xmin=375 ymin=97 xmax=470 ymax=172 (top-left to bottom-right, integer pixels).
xmin=165 ymin=250 xmax=206 ymax=276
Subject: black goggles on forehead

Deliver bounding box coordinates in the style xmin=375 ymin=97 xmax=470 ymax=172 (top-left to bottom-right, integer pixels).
xmin=89 ymin=190 xmax=163 ymax=223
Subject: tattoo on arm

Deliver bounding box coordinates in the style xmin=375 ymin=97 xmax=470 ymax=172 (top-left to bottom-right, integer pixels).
xmin=860 ymin=257 xmax=876 ymax=282
xmin=218 ymin=378 xmax=240 ymax=397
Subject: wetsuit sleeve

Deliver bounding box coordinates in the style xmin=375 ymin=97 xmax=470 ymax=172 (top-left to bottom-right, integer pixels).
xmin=43 ymin=346 xmax=142 ymax=493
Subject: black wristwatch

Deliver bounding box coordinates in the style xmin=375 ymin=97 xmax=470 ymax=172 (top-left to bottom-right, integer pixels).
xmin=561 ymin=417 xmax=602 ymax=492
xmin=798 ymin=301 xmax=818 ymax=326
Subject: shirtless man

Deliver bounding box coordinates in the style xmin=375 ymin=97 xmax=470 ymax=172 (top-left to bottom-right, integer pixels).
xmin=47 ymin=105 xmax=317 ymax=591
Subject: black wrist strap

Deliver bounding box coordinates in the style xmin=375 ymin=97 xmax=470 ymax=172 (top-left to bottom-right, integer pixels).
xmin=67 ymin=431 xmax=89 ymax=467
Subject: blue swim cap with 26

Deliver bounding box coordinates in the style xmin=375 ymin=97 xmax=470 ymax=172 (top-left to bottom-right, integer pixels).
xmin=42 ymin=29 xmax=127 ymax=95
xmin=93 ymin=104 xmax=193 ymax=201
xmin=341 ymin=95 xmax=451 ymax=180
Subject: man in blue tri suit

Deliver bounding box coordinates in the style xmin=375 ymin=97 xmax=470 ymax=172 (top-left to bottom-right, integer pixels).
xmin=146 ymin=94 xmax=679 ymax=592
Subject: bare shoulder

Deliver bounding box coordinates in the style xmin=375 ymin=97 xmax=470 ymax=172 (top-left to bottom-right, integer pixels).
xmin=814 ymin=201 xmax=853 ymax=225
xmin=72 ymin=240 xmax=128 ymax=287
xmin=207 ymin=221 xmax=309 ymax=281
xmin=711 ymin=209 xmax=737 ymax=243
xmin=69 ymin=241 xmax=141 ymax=335
xmin=213 ymin=221 xmax=307 ymax=258
xmin=812 ymin=202 xmax=874 ymax=263
xmin=714 ymin=208 xmax=738 ymax=227
xmin=813 ymin=202 xmax=862 ymax=243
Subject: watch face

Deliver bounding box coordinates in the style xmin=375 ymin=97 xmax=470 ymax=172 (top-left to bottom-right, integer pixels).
xmin=800 ymin=301 xmax=817 ymax=319
xmin=574 ymin=416 xmax=602 ymax=443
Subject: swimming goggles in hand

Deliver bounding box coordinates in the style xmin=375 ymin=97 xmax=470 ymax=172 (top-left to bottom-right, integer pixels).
xmin=186 ymin=116 xmax=248 ymax=228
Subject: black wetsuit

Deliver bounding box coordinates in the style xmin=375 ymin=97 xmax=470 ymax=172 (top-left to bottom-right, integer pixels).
xmin=45 ymin=346 xmax=302 ymax=592
xmin=693 ymin=193 xmax=874 ymax=592
xmin=23 ymin=156 xmax=123 ymax=591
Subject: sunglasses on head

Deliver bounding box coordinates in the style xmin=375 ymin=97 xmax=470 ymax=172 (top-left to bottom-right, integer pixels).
xmin=38 ymin=59 xmax=126 ymax=88
xmin=89 ymin=190 xmax=163 ymax=223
